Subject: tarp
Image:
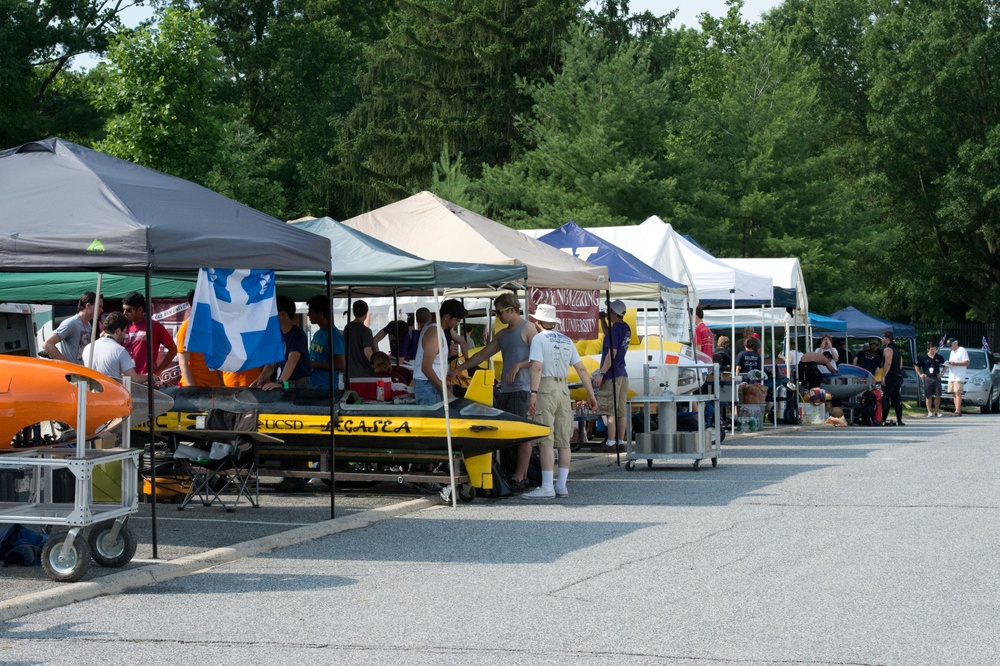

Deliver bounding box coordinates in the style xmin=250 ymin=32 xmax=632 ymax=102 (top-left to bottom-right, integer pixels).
xmin=533 ymin=222 xmax=687 ymax=299
xmin=341 ymin=191 xmax=608 ymax=291
xmin=0 ymin=138 xmax=330 ymax=272
xmin=823 ymin=306 xmax=914 ymax=339
xmin=808 ymin=312 xmax=848 ymax=333
xmin=285 ymin=217 xmax=526 ymax=294
xmin=582 ymin=217 xmax=773 ymax=306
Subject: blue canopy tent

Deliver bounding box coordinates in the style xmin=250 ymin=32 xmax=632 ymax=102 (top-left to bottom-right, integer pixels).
xmin=809 ymin=313 xmax=848 ymax=334
xmin=822 ymin=306 xmax=915 ymax=339
xmin=535 ymin=221 xmax=688 ymax=298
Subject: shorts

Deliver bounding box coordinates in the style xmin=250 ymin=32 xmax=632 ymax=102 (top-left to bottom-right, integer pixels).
xmin=948 ymin=380 xmax=965 ymax=394
xmin=597 ymin=375 xmax=629 ymax=420
xmin=413 ymin=378 xmax=443 ymax=405
xmin=533 ymin=377 xmax=571 ymax=449
xmin=924 ymin=380 xmax=941 ymax=399
xmin=497 ymin=390 xmax=530 ymax=418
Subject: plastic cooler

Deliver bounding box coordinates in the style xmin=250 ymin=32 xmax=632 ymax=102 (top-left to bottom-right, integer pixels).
xmin=349 ymin=378 xmax=392 ymax=402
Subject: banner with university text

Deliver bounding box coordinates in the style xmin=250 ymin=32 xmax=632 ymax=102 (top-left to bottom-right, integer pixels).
xmin=527 ymin=288 xmax=600 ymax=340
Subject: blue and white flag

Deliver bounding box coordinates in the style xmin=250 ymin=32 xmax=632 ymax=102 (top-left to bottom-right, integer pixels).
xmin=185 ymin=268 xmax=284 ymax=372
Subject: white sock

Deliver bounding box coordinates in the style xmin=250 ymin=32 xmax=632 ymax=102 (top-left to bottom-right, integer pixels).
xmin=540 ymin=470 xmax=554 ymax=490
xmin=556 ymin=467 xmax=569 ymax=489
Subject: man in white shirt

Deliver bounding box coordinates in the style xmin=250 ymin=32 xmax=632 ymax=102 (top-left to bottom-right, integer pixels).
xmin=83 ymin=312 xmax=147 ymax=385
xmin=522 ymin=304 xmax=598 ymax=500
xmin=944 ymin=338 xmax=970 ymax=416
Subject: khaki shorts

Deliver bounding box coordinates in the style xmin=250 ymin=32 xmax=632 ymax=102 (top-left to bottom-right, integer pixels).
xmin=948 ymin=380 xmax=965 ymax=394
xmin=597 ymin=375 xmax=629 ymax=420
xmin=533 ymin=377 xmax=571 ymax=449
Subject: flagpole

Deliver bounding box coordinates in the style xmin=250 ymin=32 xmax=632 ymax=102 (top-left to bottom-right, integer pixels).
xmin=327 ymin=273 xmax=336 ymax=519
xmin=434 ymin=287 xmax=458 ymax=508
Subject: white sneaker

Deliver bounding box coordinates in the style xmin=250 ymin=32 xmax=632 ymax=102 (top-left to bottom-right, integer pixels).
xmin=936 ymin=412 xmax=943 ymax=418
xmin=554 ymin=485 xmax=569 ymax=498
xmin=522 ymin=486 xmax=555 ymax=499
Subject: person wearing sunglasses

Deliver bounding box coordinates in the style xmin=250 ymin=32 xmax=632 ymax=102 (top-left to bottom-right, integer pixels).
xmin=449 ymin=292 xmax=538 ymax=492
xmin=121 ymin=291 xmax=177 ymax=383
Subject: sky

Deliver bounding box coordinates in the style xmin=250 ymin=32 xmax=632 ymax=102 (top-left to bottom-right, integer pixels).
xmin=74 ymin=0 xmax=781 ymax=70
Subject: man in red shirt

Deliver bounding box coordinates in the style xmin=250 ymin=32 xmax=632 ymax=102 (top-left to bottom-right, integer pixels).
xmin=121 ymin=291 xmax=177 ymax=383
xmin=695 ymin=305 xmax=714 ymax=358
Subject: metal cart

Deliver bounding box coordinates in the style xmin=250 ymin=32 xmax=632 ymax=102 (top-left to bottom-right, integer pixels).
xmin=625 ymin=362 xmax=721 ymax=471
xmin=0 ymin=380 xmax=139 ymax=582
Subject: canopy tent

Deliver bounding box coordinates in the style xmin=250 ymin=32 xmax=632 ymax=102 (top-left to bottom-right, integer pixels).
xmin=0 ymin=137 xmax=337 ymax=549
xmin=823 ymin=306 xmax=915 ymax=339
xmin=583 ymin=217 xmax=773 ymax=306
xmin=721 ymin=258 xmax=808 ymax=322
xmin=285 ymin=217 xmax=527 ymax=294
xmin=341 ymin=191 xmax=608 ymax=291
xmin=533 ymin=222 xmax=687 ymax=299
xmin=0 ymin=138 xmax=330 ymax=272
xmin=808 ymin=313 xmax=848 ymax=334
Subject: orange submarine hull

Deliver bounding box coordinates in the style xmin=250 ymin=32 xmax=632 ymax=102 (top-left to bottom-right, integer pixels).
xmin=0 ymin=355 xmax=133 ymax=449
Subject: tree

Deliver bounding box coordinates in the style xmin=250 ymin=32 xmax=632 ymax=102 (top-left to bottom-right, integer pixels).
xmin=861 ymin=0 xmax=1000 ymax=321
xmin=92 ymin=7 xmax=283 ymax=214
xmin=475 ymin=25 xmax=675 ymax=228
xmin=342 ymin=0 xmax=580 ymax=213
xmin=0 ymin=0 xmax=136 ymax=145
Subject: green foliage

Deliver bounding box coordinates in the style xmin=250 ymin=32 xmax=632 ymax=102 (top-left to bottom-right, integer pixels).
xmin=431 ymin=142 xmax=486 ymax=215
xmin=343 ymin=0 xmax=581 ymax=212
xmin=92 ymin=8 xmax=284 ymax=215
xmin=476 ymin=25 xmax=675 ymax=228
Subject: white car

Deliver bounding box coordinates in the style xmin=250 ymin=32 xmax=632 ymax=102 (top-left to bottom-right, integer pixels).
xmin=938 ymin=347 xmax=1000 ymax=414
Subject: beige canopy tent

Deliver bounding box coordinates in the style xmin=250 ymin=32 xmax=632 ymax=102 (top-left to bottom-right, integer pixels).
xmin=341 ymin=191 xmax=609 ymax=291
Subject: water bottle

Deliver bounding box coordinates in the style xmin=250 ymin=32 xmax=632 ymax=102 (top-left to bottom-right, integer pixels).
xmin=376 ymin=380 xmax=385 ymax=402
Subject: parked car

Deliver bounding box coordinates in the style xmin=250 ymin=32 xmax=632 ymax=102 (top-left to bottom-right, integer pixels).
xmin=900 ymin=365 xmax=921 ymax=403
xmin=938 ymin=347 xmax=1000 ymax=414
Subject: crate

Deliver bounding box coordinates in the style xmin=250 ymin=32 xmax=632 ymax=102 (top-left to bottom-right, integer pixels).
xmin=798 ymin=402 xmax=827 ymax=425
xmin=735 ymin=404 xmax=766 ymax=432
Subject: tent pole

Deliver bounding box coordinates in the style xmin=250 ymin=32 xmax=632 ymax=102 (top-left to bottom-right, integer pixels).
xmin=731 ymin=290 xmax=736 ymax=437
xmin=770 ymin=300 xmax=776 ymax=429
xmin=87 ymin=273 xmax=103 ymax=368
xmin=327 ymin=273 xmax=336 ymax=520
xmin=433 ymin=287 xmax=458 ymax=508
xmin=145 ymin=269 xmax=159 ymax=559
xmin=345 ymin=287 xmax=353 ymax=387
xmin=392 ymin=289 xmax=399 ymax=363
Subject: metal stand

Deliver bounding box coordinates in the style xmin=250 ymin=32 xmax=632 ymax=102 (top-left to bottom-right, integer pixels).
xmin=625 ymin=363 xmax=721 ymax=471
xmin=0 ymin=381 xmax=139 ymax=581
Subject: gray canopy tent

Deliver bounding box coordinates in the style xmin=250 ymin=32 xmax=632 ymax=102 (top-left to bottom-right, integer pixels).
xmin=0 ymin=138 xmax=334 ymax=554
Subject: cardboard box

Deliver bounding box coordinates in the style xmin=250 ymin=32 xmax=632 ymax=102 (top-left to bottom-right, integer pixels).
xmin=799 ymin=402 xmax=827 ymax=425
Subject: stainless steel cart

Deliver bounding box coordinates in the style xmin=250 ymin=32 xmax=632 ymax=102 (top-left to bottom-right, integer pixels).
xmin=625 ymin=363 xmax=721 ymax=471
xmin=0 ymin=380 xmax=139 ymax=581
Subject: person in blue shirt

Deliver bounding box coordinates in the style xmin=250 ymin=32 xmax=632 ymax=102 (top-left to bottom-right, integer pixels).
xmin=252 ymin=295 xmax=311 ymax=390
xmin=593 ymin=299 xmax=631 ymax=451
xmin=306 ymin=295 xmax=345 ymax=390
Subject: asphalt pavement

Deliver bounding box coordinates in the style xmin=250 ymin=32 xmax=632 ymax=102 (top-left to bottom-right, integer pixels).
xmin=2 ymin=417 xmax=999 ymax=665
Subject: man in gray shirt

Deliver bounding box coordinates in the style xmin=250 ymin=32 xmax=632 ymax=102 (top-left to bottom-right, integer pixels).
xmin=450 ymin=292 xmax=538 ymax=491
xmin=42 ymin=291 xmax=101 ymax=365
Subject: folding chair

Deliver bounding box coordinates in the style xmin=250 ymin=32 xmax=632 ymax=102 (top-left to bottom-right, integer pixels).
xmin=178 ymin=409 xmax=260 ymax=512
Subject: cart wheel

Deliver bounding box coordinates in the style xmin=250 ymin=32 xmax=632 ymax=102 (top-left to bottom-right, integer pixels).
xmin=693 ymin=459 xmax=701 ymax=471
xmin=457 ymin=483 xmax=476 ymax=504
xmin=41 ymin=531 xmax=91 ymax=583
xmin=711 ymin=457 xmax=718 ymax=468
xmin=88 ymin=520 xmax=137 ymax=568
xmin=647 ymin=459 xmax=654 ymax=468
xmin=625 ymin=460 xmax=635 ymax=471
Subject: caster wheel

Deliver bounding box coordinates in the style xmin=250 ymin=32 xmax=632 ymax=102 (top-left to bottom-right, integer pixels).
xmin=711 ymin=457 xmax=718 ymax=468
xmin=625 ymin=460 xmax=635 ymax=471
xmin=693 ymin=459 xmax=701 ymax=471
xmin=41 ymin=531 xmax=91 ymax=582
xmin=88 ymin=520 xmax=137 ymax=568
xmin=647 ymin=459 xmax=654 ymax=468
xmin=457 ymin=483 xmax=476 ymax=503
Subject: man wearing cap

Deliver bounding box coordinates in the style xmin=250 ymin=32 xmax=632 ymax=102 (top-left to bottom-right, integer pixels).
xmin=593 ymin=299 xmax=631 ymax=451
xmin=915 ymin=341 xmax=945 ymax=418
xmin=944 ymin=338 xmax=970 ymax=416
xmin=880 ymin=331 xmax=905 ymax=425
xmin=449 ymin=292 xmax=538 ymax=492
xmin=413 ymin=299 xmax=468 ymax=405
xmin=853 ymin=338 xmax=883 ymax=377
xmin=523 ymin=304 xmax=598 ymax=499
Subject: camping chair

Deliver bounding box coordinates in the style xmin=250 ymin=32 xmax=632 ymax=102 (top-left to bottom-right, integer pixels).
xmin=177 ymin=408 xmax=260 ymax=512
